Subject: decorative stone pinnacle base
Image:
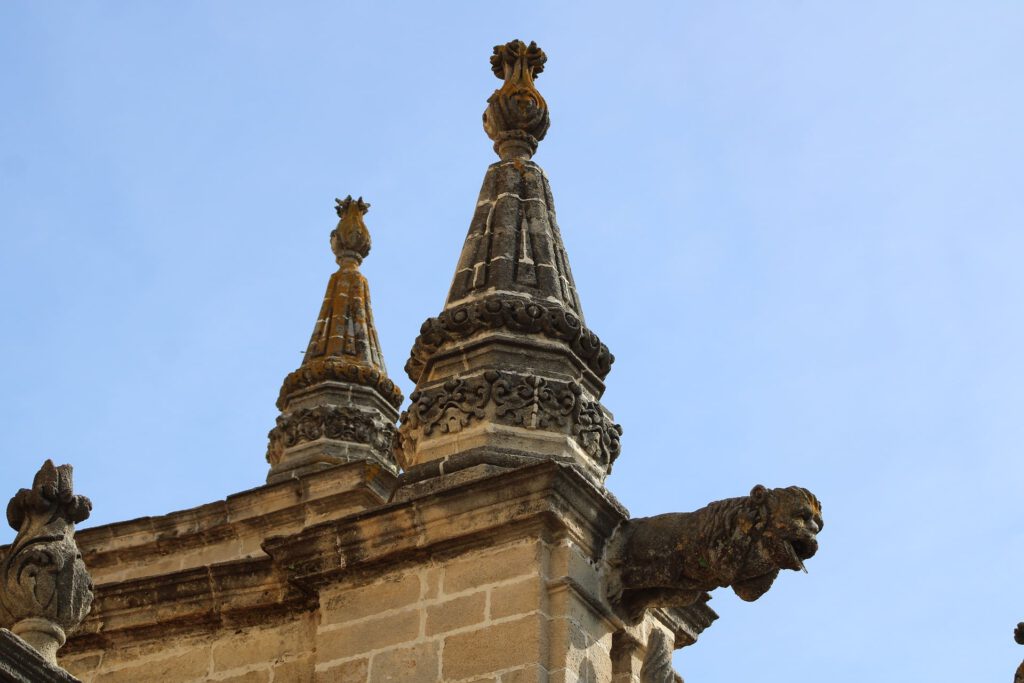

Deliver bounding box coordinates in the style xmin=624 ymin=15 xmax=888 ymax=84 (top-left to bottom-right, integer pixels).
xmin=267 ymin=384 xmax=399 ymax=483
xmin=396 ymin=367 xmax=620 ymax=485
xmin=10 ymin=618 xmax=65 ymax=666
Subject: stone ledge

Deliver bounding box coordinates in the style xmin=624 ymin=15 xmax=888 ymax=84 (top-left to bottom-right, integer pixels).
xmin=62 ymin=556 xmax=315 ymax=654
xmin=53 ymin=462 xmax=395 ymax=584
xmin=263 ymin=462 xmax=625 ymax=592
xmin=0 ymin=629 xmax=80 ymax=683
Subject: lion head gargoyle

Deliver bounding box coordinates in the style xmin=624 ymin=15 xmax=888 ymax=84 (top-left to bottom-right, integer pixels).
xmin=604 ymin=484 xmax=822 ymax=623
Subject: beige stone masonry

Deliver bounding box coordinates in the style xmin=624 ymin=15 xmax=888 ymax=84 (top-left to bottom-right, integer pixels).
xmin=72 ymin=461 xmax=394 ymax=585
xmin=59 ymin=461 xmax=708 ymax=682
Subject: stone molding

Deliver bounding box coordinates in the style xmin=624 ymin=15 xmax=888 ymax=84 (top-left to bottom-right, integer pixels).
xmin=264 ymin=462 xmax=622 ymax=589
xmin=266 ymin=404 xmax=396 ymax=467
xmin=262 ymin=461 xmax=717 ymax=647
xmin=405 ymin=293 xmax=613 ymax=384
xmin=60 ymin=462 xmax=395 ymax=587
xmin=62 ymin=556 xmax=312 ymax=653
xmin=396 ymin=370 xmax=622 ymax=473
xmin=278 ymin=357 xmax=402 ymax=411
xmin=0 ymin=629 xmax=80 ymax=682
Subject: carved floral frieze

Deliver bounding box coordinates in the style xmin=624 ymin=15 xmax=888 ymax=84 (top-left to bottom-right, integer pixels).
xmin=267 ymin=404 xmax=396 ymax=465
xmin=397 ymin=370 xmax=622 ymax=472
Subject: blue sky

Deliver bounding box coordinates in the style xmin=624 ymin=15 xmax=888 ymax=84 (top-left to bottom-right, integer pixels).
xmin=2 ymin=2 xmax=1022 ymax=680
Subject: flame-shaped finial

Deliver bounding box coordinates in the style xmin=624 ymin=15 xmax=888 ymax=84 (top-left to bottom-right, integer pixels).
xmin=483 ymin=40 xmax=550 ymax=160
xmin=0 ymin=460 xmax=93 ymax=664
xmin=331 ymin=195 xmax=372 ymax=265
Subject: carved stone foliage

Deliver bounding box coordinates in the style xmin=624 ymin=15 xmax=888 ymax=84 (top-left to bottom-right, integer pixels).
xmin=640 ymin=630 xmax=683 ymax=683
xmin=396 ymin=370 xmax=622 ymax=471
xmin=605 ymin=485 xmax=823 ymax=624
xmin=278 ymin=357 xmax=403 ymax=411
xmin=0 ymin=461 xmax=93 ymax=664
xmin=331 ymin=195 xmax=372 ymax=262
xmin=484 ymin=40 xmax=549 ymax=159
xmin=405 ymin=294 xmax=613 ymax=384
xmin=266 ymin=405 xmax=396 ymax=465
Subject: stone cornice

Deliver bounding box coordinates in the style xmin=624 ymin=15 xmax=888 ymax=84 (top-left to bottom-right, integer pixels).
xmin=62 ymin=557 xmax=313 ymax=653
xmin=52 ymin=462 xmax=395 ymax=585
xmin=263 ymin=462 xmax=626 ymax=590
xmin=0 ymin=629 xmax=81 ymax=682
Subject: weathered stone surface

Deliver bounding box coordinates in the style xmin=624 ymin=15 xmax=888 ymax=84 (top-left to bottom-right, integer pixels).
xmin=605 ymin=485 xmax=823 ymax=623
xmin=398 ymin=40 xmax=622 ymax=488
xmin=442 ymin=614 xmax=546 ymax=680
xmin=484 ymin=40 xmax=549 ymax=160
xmin=267 ymin=196 xmax=402 ymax=482
xmin=407 ymin=293 xmax=613 ymax=384
xmin=32 ymin=38 xmax=835 ymax=683
xmin=0 ymin=461 xmax=93 ymax=666
xmin=396 ymin=370 xmax=621 ymax=478
xmin=639 ymin=629 xmax=681 ymax=683
xmin=0 ymin=629 xmax=81 ymax=682
xmin=63 ymin=461 xmax=394 ymax=587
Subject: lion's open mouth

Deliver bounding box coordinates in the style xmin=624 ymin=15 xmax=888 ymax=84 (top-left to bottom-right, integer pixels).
xmin=785 ymin=536 xmax=819 ymax=573
xmin=785 ymin=542 xmax=808 ymax=573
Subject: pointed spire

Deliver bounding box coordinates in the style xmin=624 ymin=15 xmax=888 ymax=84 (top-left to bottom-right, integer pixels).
xmin=267 ymin=197 xmax=402 ymax=483
xmin=397 ymin=42 xmax=621 ymax=488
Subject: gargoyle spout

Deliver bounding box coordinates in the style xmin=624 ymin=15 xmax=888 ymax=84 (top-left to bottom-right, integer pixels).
xmin=604 ymin=484 xmax=822 ymax=623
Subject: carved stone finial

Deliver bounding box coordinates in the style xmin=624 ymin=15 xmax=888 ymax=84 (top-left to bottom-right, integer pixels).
xmin=483 ymin=40 xmax=550 ymax=160
xmin=604 ymin=485 xmax=823 ymax=624
xmin=331 ymin=195 xmax=372 ymax=264
xmin=0 ymin=460 xmax=93 ymax=664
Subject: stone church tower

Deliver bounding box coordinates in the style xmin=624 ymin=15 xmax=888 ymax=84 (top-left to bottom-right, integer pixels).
xmin=0 ymin=41 xmax=822 ymax=683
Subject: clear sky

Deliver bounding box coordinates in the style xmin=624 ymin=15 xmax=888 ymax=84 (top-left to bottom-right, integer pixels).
xmin=2 ymin=2 xmax=1022 ymax=680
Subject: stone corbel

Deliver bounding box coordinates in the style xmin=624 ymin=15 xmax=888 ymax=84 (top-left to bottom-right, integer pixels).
xmin=0 ymin=460 xmax=93 ymax=665
xmin=604 ymin=485 xmax=823 ymax=624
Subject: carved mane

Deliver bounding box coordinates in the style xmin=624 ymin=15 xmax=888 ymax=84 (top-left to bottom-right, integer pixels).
xmin=604 ymin=485 xmax=822 ymax=623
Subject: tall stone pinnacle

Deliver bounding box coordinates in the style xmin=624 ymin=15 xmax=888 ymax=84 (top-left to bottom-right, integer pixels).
xmin=397 ymin=41 xmax=621 ymax=487
xmin=266 ymin=196 xmax=403 ymax=483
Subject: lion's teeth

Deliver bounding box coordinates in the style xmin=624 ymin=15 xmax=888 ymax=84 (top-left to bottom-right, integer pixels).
xmin=786 ymin=541 xmax=808 ymax=573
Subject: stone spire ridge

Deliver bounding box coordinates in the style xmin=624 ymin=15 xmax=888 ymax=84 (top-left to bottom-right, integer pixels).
xmin=0 ymin=460 xmax=93 ymax=665
xmin=396 ymin=42 xmax=621 ymax=488
xmin=266 ymin=197 xmax=403 ymax=482
xmin=484 ymin=39 xmax=550 ymax=160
